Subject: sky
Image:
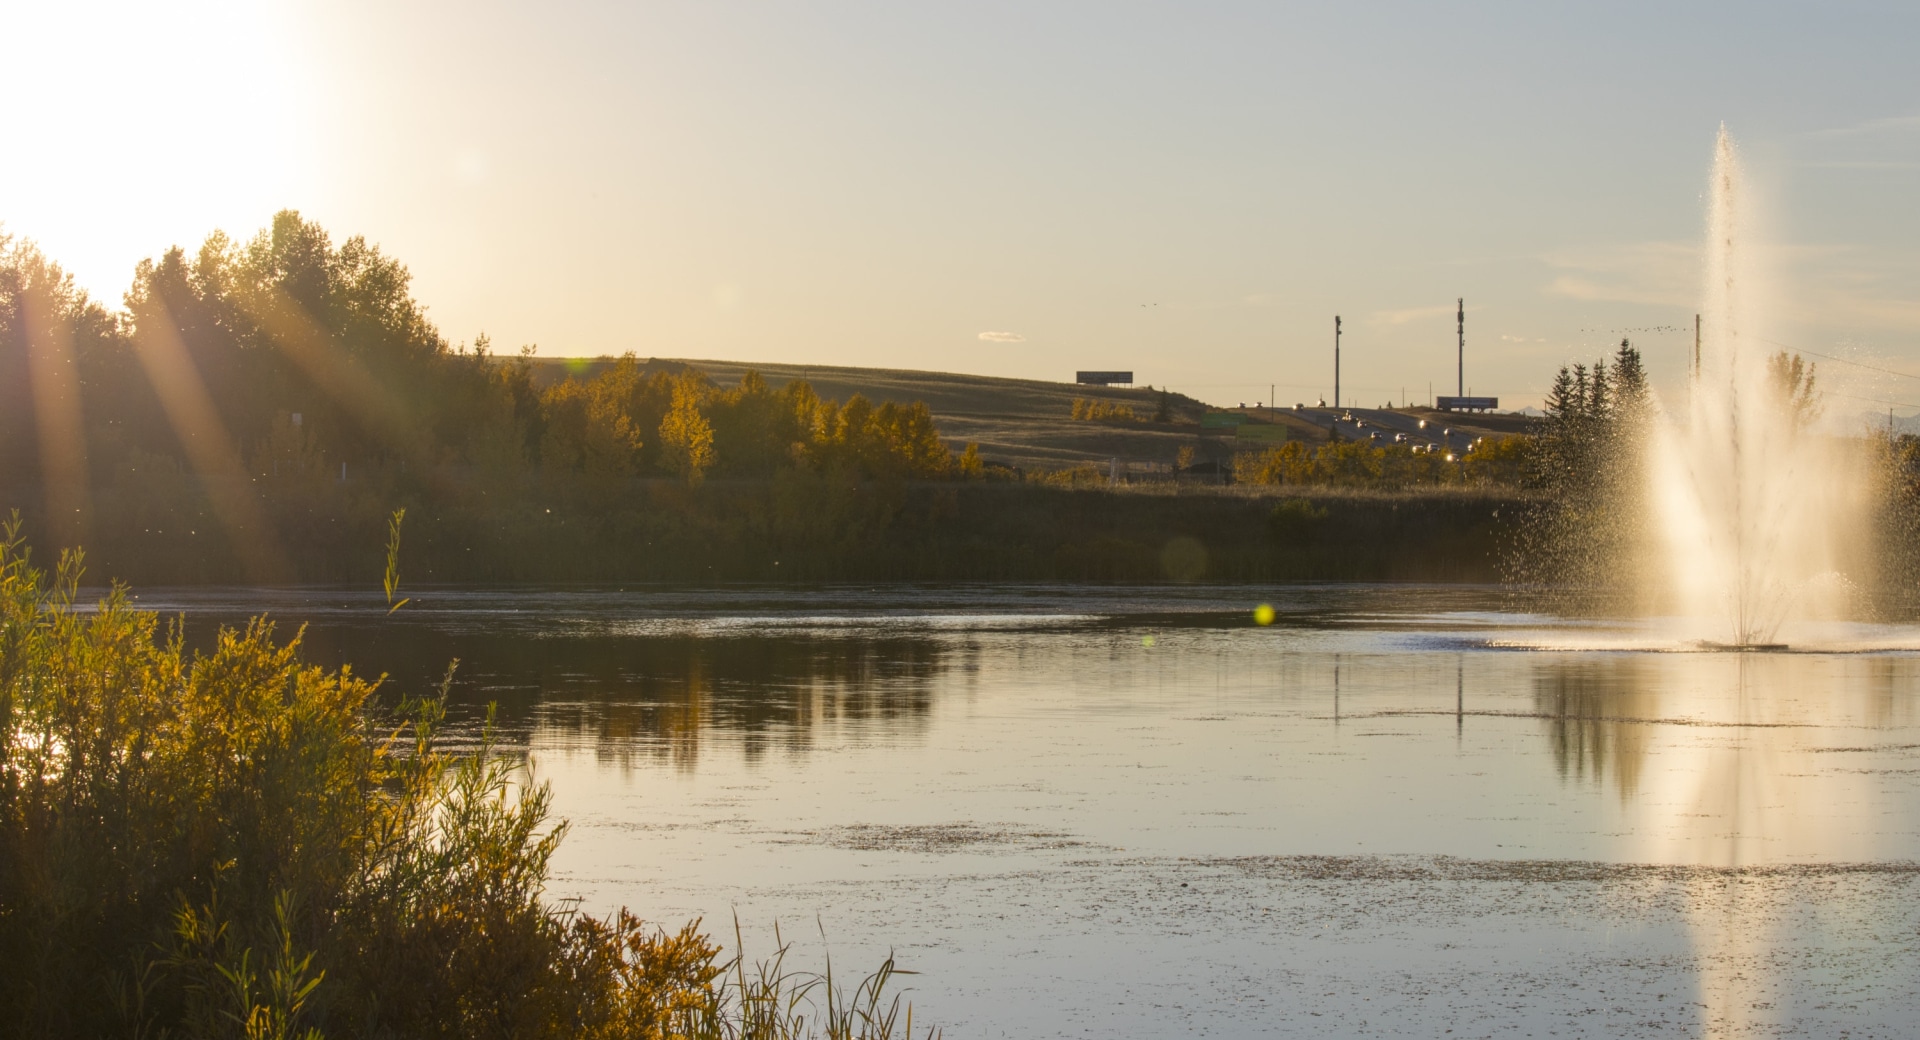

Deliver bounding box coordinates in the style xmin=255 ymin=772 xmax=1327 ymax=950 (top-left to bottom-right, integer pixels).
xmin=5 ymin=0 xmax=1920 ymax=412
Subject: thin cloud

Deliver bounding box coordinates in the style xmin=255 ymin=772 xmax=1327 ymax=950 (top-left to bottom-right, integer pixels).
xmin=1789 ymin=284 xmax=1920 ymax=332
xmin=1797 ymin=160 xmax=1920 ymax=170
xmin=1542 ymin=241 xmax=1697 ymax=308
xmin=1370 ymin=304 xmax=1456 ymax=326
xmin=1804 ymin=114 xmax=1920 ymax=139
xmin=1546 ymin=275 xmax=1690 ymax=308
xmin=1546 ymin=238 xmax=1920 ymax=335
xmin=977 ymin=331 xmax=1025 ymax=343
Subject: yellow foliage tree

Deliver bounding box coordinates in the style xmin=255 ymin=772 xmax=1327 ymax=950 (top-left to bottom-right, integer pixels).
xmin=540 ymin=376 xmax=645 ymax=476
xmin=1071 ymin=397 xmax=1136 ymax=422
xmin=657 ymin=372 xmax=716 ymax=485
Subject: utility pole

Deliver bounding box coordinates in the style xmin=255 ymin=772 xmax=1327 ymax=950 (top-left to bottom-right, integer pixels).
xmin=1456 ymin=298 xmax=1465 ymax=397
xmin=1334 ymin=315 xmax=1342 ymax=409
xmin=1694 ymin=314 xmax=1702 ymax=378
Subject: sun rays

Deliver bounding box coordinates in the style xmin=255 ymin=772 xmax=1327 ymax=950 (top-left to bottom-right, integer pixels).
xmin=2 ymin=211 xmax=458 ymax=583
xmin=126 ymin=296 xmax=292 ymax=582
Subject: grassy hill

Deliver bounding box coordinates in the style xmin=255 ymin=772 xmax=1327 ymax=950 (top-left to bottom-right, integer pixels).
xmin=531 ymin=356 xmax=1534 ymax=473
xmin=531 ymin=356 xmax=1232 ymax=472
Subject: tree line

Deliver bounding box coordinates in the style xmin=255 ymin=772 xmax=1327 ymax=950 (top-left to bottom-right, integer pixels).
xmin=1502 ymin=339 xmax=1653 ymax=594
xmin=1 ymin=211 xmax=970 ymax=506
xmin=525 ymin=359 xmax=964 ymax=484
xmin=1234 ymin=436 xmax=1530 ymax=490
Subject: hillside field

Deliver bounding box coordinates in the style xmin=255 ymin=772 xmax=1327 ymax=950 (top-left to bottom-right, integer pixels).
xmin=532 ymin=357 xmax=1533 ymax=473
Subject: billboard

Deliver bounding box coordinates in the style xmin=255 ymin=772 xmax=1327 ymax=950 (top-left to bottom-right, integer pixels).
xmin=1436 ymin=396 xmax=1498 ymax=412
xmin=1076 ymin=371 xmax=1134 ymax=385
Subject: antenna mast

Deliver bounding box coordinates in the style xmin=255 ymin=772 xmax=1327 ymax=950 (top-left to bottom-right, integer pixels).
xmin=1456 ymin=298 xmax=1465 ymax=397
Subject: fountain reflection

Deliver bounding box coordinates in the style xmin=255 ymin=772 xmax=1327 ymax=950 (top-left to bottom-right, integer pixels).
xmin=1561 ymin=646 xmax=1920 ymax=1036
xmin=1527 ymin=649 xmax=1917 ymax=859
xmin=1651 ymin=654 xmax=1794 ymax=1038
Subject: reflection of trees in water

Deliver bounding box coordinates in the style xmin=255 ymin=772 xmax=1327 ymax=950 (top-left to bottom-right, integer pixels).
xmin=1533 ymin=658 xmax=1658 ymax=798
xmin=1856 ymin=655 xmax=1912 ymax=731
xmin=287 ymin=623 xmax=955 ymax=768
xmin=519 ymin=635 xmax=952 ymax=770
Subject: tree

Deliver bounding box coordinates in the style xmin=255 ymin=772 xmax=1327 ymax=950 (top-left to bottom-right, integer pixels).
xmin=0 ymin=233 xmax=136 ymax=543
xmin=958 ymin=442 xmax=984 ymax=478
xmin=1511 ymin=338 xmax=1655 ymax=596
xmin=539 ymin=367 xmax=646 ymax=476
xmin=123 ymin=211 xmax=464 ymax=469
xmin=1611 ymin=339 xmax=1649 ymax=411
xmin=1766 ymin=350 xmax=1820 ymax=432
xmin=705 ymin=369 xmax=787 ymax=476
xmin=1533 ymin=341 xmax=1645 ymax=489
xmin=657 ymin=371 xmax=716 ymax=485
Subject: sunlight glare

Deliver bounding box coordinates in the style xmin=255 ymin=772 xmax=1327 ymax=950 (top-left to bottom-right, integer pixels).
xmin=0 ymin=0 xmax=314 ymax=301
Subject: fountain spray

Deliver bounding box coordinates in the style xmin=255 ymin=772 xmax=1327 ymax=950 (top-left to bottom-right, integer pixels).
xmin=1649 ymin=127 xmax=1865 ymax=647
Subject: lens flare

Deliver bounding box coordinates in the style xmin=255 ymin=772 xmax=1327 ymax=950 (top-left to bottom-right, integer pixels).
xmin=128 ymin=298 xmax=292 ymax=582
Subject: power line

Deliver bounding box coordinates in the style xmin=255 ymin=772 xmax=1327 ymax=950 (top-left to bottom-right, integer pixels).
xmin=1810 ymin=388 xmax=1920 ymax=412
xmin=1756 ymin=337 xmax=1920 ymax=383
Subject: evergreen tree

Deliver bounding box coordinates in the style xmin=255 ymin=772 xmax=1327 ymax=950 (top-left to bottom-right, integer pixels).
xmin=1512 ymin=338 xmax=1654 ymax=601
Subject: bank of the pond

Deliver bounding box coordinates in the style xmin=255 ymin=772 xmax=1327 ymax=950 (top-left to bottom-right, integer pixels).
xmin=5 ymin=479 xmax=1528 ymax=585
xmin=0 ymin=529 xmax=932 ymax=1040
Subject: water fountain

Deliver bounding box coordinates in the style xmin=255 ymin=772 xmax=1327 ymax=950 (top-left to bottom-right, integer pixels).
xmin=1648 ymin=127 xmax=1868 ymax=649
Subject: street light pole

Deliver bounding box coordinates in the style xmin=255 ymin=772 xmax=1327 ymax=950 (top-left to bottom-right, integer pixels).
xmin=1334 ymin=315 xmax=1342 ymax=409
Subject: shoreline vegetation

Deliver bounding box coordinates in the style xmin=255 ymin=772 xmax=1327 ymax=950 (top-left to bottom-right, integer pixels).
xmin=0 ymin=524 xmax=937 ymax=1040
xmin=3 ymin=211 xmax=1532 ymax=587
xmin=5 ymin=481 xmax=1526 ymax=586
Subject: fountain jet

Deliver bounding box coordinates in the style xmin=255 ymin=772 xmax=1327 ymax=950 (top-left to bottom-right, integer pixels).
xmin=1649 ymin=128 xmax=1861 ymax=648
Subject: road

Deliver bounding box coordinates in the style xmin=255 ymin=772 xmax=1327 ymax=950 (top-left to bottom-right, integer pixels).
xmin=1289 ymin=407 xmax=1490 ymax=456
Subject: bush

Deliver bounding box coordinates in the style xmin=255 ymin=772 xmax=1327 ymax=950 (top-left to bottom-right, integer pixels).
xmin=0 ymin=519 xmax=932 ymax=1039
xmin=1069 ymin=398 xmax=1135 ymax=422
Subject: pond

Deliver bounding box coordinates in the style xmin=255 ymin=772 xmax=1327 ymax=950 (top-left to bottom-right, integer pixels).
xmin=134 ymin=584 xmax=1920 ymax=1038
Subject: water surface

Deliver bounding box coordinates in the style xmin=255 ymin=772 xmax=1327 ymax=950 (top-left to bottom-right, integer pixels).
xmin=138 ymin=584 xmax=1920 ymax=1038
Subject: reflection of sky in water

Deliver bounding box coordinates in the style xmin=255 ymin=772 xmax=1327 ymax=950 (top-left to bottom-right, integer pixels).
xmin=135 ymin=585 xmax=1920 ymax=1037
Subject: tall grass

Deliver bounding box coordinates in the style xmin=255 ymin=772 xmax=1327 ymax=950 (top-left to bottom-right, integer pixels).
xmin=0 ymin=518 xmax=934 ymax=1039
xmin=9 ymin=473 xmax=1523 ymax=585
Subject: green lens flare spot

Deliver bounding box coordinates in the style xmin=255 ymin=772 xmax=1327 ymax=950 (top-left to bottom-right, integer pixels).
xmin=1252 ymin=604 xmax=1276 ymax=626
xmin=1141 ymin=634 xmax=1156 ymax=648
